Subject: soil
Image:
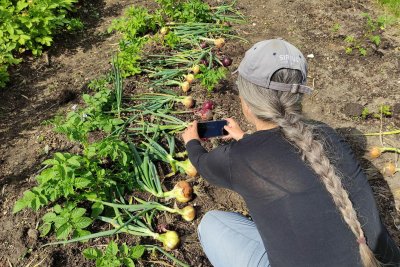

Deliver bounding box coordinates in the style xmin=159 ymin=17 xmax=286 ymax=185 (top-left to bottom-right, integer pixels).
xmin=1 ymin=0 xmax=400 ymax=266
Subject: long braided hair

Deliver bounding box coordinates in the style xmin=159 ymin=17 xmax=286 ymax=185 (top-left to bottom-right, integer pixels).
xmin=237 ymin=70 xmax=380 ymax=267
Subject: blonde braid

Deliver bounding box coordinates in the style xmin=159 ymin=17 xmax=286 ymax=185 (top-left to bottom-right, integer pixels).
xmin=237 ymin=75 xmax=380 ymax=267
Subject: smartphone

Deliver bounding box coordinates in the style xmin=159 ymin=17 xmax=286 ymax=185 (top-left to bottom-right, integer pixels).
xmin=198 ymin=120 xmax=228 ymax=138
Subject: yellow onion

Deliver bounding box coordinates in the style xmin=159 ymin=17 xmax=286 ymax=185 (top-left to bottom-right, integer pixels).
xmin=383 ymin=162 xmax=397 ymax=176
xmin=181 ymin=159 xmax=197 ymax=177
xmin=181 ymin=81 xmax=190 ymax=93
xmin=191 ymin=65 xmax=200 ymax=75
xmin=174 ymin=181 xmax=193 ymax=203
xmin=156 ymin=230 xmax=180 ymax=250
xmin=180 ymin=205 xmax=196 ymax=222
xmin=368 ymin=147 xmax=382 ymax=159
xmin=214 ymin=38 xmax=225 ymax=49
xmin=185 ymin=74 xmax=195 ymax=84
xmin=180 ymin=96 xmax=194 ymax=108
xmin=160 ymin=27 xmax=169 ymax=35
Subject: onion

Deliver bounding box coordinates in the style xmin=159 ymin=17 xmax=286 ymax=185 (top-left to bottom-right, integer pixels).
xmin=202 ymin=100 xmax=214 ymax=111
xmin=221 ymin=56 xmax=232 ymax=67
xmin=181 ymin=159 xmax=197 ymax=177
xmin=200 ymin=109 xmax=213 ymax=121
xmin=200 ymin=42 xmax=208 ymax=49
xmin=191 ymin=65 xmax=200 ymax=75
xmin=165 ymin=181 xmax=193 ymax=203
xmin=200 ymin=59 xmax=209 ymax=66
xmin=185 ymin=74 xmax=195 ymax=84
xmin=369 ymin=147 xmax=382 ymax=159
xmin=181 ymin=96 xmax=194 ymax=108
xmin=214 ymin=38 xmax=225 ymax=49
xmin=181 ymin=81 xmax=190 ymax=93
xmin=383 ymin=162 xmax=397 ymax=176
xmin=160 ymin=27 xmax=169 ymax=35
xmin=180 ymin=206 xmax=196 ymax=222
xmin=156 ymin=230 xmax=180 ymax=250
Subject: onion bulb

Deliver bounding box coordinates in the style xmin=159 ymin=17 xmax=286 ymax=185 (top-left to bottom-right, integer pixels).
xmin=214 ymin=38 xmax=225 ymax=49
xmin=369 ymin=147 xmax=382 ymax=159
xmin=191 ymin=65 xmax=200 ymax=75
xmin=156 ymin=230 xmax=180 ymax=250
xmin=180 ymin=96 xmax=194 ymax=108
xmin=202 ymin=100 xmax=214 ymax=111
xmin=185 ymin=74 xmax=195 ymax=84
xmin=180 ymin=205 xmax=196 ymax=222
xmin=181 ymin=81 xmax=190 ymax=93
xmin=221 ymin=56 xmax=233 ymax=67
xmin=200 ymin=59 xmax=209 ymax=66
xmin=179 ymin=159 xmax=197 ymax=177
xmin=160 ymin=27 xmax=169 ymax=35
xmin=199 ymin=109 xmax=213 ymax=120
xmin=383 ymin=162 xmax=397 ymax=176
xmin=165 ymin=181 xmax=193 ymax=203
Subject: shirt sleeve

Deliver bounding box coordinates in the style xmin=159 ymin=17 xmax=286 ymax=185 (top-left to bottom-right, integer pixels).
xmin=185 ymin=139 xmax=232 ymax=189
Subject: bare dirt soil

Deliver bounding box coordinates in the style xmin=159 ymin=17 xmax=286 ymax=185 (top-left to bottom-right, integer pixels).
xmin=1 ymin=0 xmax=399 ymax=266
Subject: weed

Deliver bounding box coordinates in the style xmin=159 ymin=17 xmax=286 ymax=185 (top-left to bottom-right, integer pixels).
xmin=341 ymin=13 xmax=395 ymax=56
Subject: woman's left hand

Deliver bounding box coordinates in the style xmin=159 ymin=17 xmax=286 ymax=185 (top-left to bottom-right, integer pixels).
xmin=182 ymin=120 xmax=200 ymax=145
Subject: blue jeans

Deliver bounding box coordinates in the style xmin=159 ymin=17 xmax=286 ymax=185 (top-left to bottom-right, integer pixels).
xmin=198 ymin=210 xmax=271 ymax=267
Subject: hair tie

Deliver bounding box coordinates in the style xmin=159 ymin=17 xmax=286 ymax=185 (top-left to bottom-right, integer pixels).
xmin=357 ymin=237 xmax=366 ymax=245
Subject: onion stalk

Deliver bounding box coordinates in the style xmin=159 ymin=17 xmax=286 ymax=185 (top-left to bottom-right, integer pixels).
xmin=99 ymin=215 xmax=180 ymax=250
xmin=141 ymin=134 xmax=197 ymax=178
xmin=368 ymin=146 xmax=400 ymax=158
xmin=98 ymin=199 xmax=196 ymax=222
xmin=131 ymin=92 xmax=194 ymax=109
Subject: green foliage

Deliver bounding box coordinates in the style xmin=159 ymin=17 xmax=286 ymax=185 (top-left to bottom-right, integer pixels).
xmin=378 ymin=0 xmax=400 ymax=17
xmin=331 ymin=23 xmax=341 ymax=32
xmin=83 ymin=241 xmax=145 ymax=267
xmin=108 ymin=6 xmax=163 ymax=77
xmin=39 ymin=202 xmax=92 ymax=240
xmin=0 ymin=0 xmax=79 ymax=88
xmin=53 ymin=78 xmax=124 ymax=143
xmin=342 ymin=13 xmax=395 ymax=56
xmin=361 ymin=108 xmax=370 ymax=119
xmin=360 ymin=105 xmax=392 ymax=120
xmin=197 ymin=66 xmax=227 ymax=92
xmin=156 ymin=0 xmax=213 ymax=23
xmin=13 ymin=136 xmax=137 ymax=213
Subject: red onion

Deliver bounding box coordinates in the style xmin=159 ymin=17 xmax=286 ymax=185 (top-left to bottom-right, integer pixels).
xmin=199 ymin=109 xmax=213 ymax=120
xmin=221 ymin=56 xmax=232 ymax=67
xmin=202 ymin=100 xmax=214 ymax=110
xmin=200 ymin=59 xmax=209 ymax=66
xmin=200 ymin=42 xmax=208 ymax=49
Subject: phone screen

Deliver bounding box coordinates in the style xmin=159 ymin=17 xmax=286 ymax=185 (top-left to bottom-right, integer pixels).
xmin=198 ymin=120 xmax=228 ymax=138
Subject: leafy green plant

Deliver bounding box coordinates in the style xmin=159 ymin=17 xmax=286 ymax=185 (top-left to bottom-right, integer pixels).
xmin=39 ymin=202 xmax=92 ymax=240
xmin=53 ymin=77 xmax=124 ymax=144
xmin=341 ymin=13 xmax=395 ymax=56
xmin=156 ymin=0 xmax=213 ymax=23
xmin=331 ymin=23 xmax=341 ymax=32
xmin=197 ymin=66 xmax=227 ymax=92
xmin=0 ymin=0 xmax=79 ymax=88
xmin=83 ymin=241 xmax=145 ymax=267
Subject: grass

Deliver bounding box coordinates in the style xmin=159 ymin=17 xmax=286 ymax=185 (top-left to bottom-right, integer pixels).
xmin=378 ymin=0 xmax=400 ymax=17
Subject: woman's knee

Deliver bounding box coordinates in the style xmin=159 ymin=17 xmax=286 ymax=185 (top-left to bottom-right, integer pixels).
xmin=197 ymin=210 xmax=223 ymax=239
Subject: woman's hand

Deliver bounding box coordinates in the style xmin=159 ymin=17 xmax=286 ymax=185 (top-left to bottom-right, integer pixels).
xmin=182 ymin=120 xmax=200 ymax=145
xmin=223 ymin=118 xmax=245 ymax=141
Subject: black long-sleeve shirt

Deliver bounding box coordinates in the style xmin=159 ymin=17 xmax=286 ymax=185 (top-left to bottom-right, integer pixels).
xmin=186 ymin=124 xmax=400 ymax=267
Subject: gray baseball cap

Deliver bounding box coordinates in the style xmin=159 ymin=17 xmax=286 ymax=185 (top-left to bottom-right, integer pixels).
xmin=235 ymin=39 xmax=312 ymax=94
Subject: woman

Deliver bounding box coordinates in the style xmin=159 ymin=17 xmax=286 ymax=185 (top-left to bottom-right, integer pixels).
xmin=182 ymin=39 xmax=400 ymax=267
